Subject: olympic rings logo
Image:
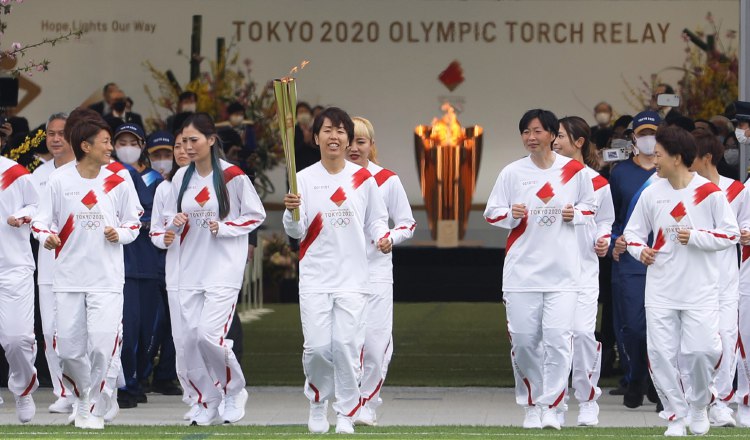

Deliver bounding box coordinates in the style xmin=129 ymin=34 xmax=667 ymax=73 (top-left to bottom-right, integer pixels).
xmin=535 ymin=215 xmax=557 ymax=227
xmin=330 ymin=218 xmax=351 ymax=228
xmin=80 ymin=220 xmax=101 ymax=230
xmin=195 ymin=219 xmax=211 ymax=228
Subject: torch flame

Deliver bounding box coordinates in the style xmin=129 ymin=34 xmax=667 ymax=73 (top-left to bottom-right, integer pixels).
xmin=429 ymin=103 xmax=464 ymax=148
xmin=282 ymin=60 xmax=311 ymax=81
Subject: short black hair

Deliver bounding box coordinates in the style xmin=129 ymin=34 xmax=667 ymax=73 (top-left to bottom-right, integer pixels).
xmin=657 ymin=83 xmax=675 ymax=95
xmin=656 ymin=125 xmax=696 ymax=167
xmin=296 ymin=101 xmax=312 ymax=113
xmin=313 ymin=107 xmax=354 ymax=143
xmin=669 ymin=116 xmax=696 ymax=132
xmin=613 ymin=115 xmax=633 ymax=130
xmin=692 ymin=128 xmax=724 ymax=166
xmin=103 ymin=82 xmax=118 ymax=95
xmin=518 ymin=109 xmax=558 ymax=136
xmin=227 ymin=102 xmax=245 ymax=115
xmin=694 ymin=118 xmax=718 ymax=135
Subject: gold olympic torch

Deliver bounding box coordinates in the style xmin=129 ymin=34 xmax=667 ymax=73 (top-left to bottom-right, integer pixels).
xmin=274 ymin=78 xmax=299 ymax=221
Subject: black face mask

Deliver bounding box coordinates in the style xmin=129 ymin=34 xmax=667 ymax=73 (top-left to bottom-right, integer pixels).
xmin=112 ymin=100 xmax=127 ymax=113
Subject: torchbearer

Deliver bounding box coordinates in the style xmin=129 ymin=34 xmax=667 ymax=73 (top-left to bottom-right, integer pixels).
xmin=283 ymin=107 xmax=390 ymax=434
xmin=624 ymin=126 xmax=739 ymax=437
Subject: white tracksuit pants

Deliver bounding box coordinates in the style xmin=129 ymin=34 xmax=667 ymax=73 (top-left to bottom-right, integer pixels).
xmin=55 ymin=290 xmax=122 ymax=415
xmin=738 ymin=295 xmax=750 ymax=408
xmin=646 ymin=307 xmax=721 ymax=420
xmin=168 ymin=288 xmax=194 ymax=406
xmin=504 ymin=291 xmax=577 ymax=408
xmin=359 ymin=282 xmax=394 ymax=410
xmin=571 ymin=287 xmax=602 ymax=403
xmin=713 ymin=295 xmax=739 ymax=403
xmin=38 ymin=284 xmax=68 ymax=400
xmin=180 ymin=286 xmax=245 ymax=409
xmin=0 ymin=276 xmax=38 ymax=397
xmin=300 ymin=291 xmax=368 ymax=418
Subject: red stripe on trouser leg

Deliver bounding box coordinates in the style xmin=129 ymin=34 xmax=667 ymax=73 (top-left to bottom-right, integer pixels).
xmin=360 ymin=347 xmax=364 ymax=370
xmin=710 ymin=394 xmax=716 ymax=404
xmin=62 ymin=374 xmax=80 ymax=398
xmin=722 ymin=389 xmax=735 ymax=402
xmin=739 ymin=333 xmax=746 ymax=359
xmin=189 ymin=380 xmax=204 ymax=403
xmin=364 ymin=379 xmax=383 ymax=404
xmin=20 ymin=373 xmax=37 ymax=397
xmin=309 ymin=382 xmax=320 ymax=402
xmin=669 ymin=414 xmax=676 ymax=421
xmin=219 ymin=304 xmax=236 ymax=346
xmin=714 ymin=353 xmax=723 ymax=370
xmin=346 ymin=398 xmax=362 ymax=417
xmin=111 ymin=334 xmax=120 ymax=356
xmin=522 ymin=378 xmax=533 ymax=406
xmin=745 ymin=395 xmax=749 ymax=405
xmin=58 ymin=378 xmax=66 ymax=398
xmin=588 ymin=386 xmax=596 ymax=401
xmin=224 ymin=366 xmax=231 ymax=393
xmin=550 ymin=389 xmax=565 ymax=408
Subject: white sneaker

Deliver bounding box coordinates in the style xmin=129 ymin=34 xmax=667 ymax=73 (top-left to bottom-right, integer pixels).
xmin=223 ymin=389 xmax=248 ymax=423
xmin=104 ymin=397 xmax=119 ymax=423
xmin=577 ymin=401 xmax=599 ymax=426
xmin=68 ymin=399 xmax=79 ymax=425
xmin=709 ymin=403 xmax=736 ymax=427
xmin=541 ymin=407 xmax=561 ymax=430
xmin=522 ymin=406 xmax=541 ymax=429
xmin=184 ymin=404 xmax=201 ymax=421
xmin=665 ymin=417 xmax=686 ymax=436
xmin=335 ymin=414 xmax=355 ymax=434
xmin=15 ymin=395 xmax=35 ymax=423
xmin=738 ymin=404 xmax=750 ymax=427
xmin=48 ymin=396 xmax=73 ymax=414
xmin=354 ymin=405 xmax=377 ymax=426
xmin=74 ymin=396 xmax=91 ymax=429
xmin=688 ymin=405 xmax=710 ymax=436
xmin=84 ymin=414 xmax=105 ymax=429
xmin=190 ymin=405 xmax=221 ymax=426
xmin=308 ymin=401 xmax=329 ymax=434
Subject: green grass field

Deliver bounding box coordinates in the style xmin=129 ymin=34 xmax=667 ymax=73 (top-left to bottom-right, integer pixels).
xmin=2 ymin=425 xmax=749 ymax=439
xmin=243 ymin=302 xmax=618 ymax=388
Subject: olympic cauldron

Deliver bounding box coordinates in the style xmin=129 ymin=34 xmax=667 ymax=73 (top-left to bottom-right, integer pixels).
xmin=414 ymin=103 xmax=483 ymax=241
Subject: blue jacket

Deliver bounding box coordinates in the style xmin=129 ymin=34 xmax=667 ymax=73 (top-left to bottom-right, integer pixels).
xmin=123 ymin=165 xmax=164 ymax=279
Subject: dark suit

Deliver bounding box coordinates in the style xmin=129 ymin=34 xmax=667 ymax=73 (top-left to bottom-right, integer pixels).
xmin=88 ymin=101 xmax=107 ymax=115
xmin=104 ymin=112 xmax=145 ymax=133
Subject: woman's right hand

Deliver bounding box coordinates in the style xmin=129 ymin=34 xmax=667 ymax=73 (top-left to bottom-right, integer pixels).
xmin=511 ymin=203 xmax=527 ymax=219
xmin=164 ymin=230 xmax=176 ymax=246
xmin=44 ymin=234 xmax=62 ymax=250
xmin=172 ymin=213 xmax=188 ymax=227
xmin=284 ymin=193 xmax=301 ymax=211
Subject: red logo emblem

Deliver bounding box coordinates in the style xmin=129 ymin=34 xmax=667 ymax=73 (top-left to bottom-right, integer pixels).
xmin=81 ymin=190 xmax=98 ymax=210
xmin=195 ymin=187 xmax=210 ymax=208
xmin=670 ymin=202 xmax=686 ymax=223
xmin=438 ymin=60 xmax=465 ymax=92
xmin=330 ymin=187 xmax=346 ymax=207
xmin=536 ymin=182 xmax=555 ymax=204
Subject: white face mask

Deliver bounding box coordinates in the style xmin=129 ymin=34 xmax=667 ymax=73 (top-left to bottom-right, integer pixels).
xmin=116 ymin=145 xmax=141 ymax=164
xmin=181 ymin=103 xmax=197 ymax=113
xmin=724 ymin=149 xmax=740 ymax=166
xmin=230 ymin=114 xmax=244 ymax=126
xmin=736 ymin=128 xmax=749 ymax=144
xmin=152 ymin=159 xmax=173 ymax=175
xmin=595 ymin=112 xmax=611 ymax=125
xmin=634 ymin=135 xmax=657 ymax=155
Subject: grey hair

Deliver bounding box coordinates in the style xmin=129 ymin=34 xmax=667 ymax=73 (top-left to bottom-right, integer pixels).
xmin=46 ymin=112 xmax=68 ymax=130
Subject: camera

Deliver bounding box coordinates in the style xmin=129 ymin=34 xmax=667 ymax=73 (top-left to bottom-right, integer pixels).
xmin=602 ymin=139 xmax=633 ymax=163
xmin=657 ymin=93 xmax=680 ymax=108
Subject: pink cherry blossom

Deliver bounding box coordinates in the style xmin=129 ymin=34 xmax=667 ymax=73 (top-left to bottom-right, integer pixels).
xmin=11 ymin=42 xmax=22 ymax=51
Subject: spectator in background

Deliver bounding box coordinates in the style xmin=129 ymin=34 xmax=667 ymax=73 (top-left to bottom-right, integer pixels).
xmin=312 ymin=105 xmax=324 ymax=119
xmin=165 ymin=91 xmax=197 ymax=134
xmin=611 ymin=115 xmax=634 ymax=143
xmin=88 ymin=82 xmax=120 ymax=115
xmin=295 ymin=102 xmax=320 ymax=172
xmin=669 ymin=116 xmax=696 ymax=133
xmin=648 ymin=83 xmax=682 ymax=124
xmin=694 ymin=119 xmax=718 ymax=135
xmin=146 ymin=131 xmax=176 ymax=178
xmin=590 ymin=101 xmax=613 ymax=139
xmin=103 ymin=89 xmax=144 ymax=133
xmin=710 ymin=115 xmax=734 ymax=144
xmin=718 ymin=133 xmax=741 ymax=181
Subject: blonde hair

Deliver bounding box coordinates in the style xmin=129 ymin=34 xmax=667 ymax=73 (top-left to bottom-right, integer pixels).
xmin=352 ymin=116 xmax=378 ymax=164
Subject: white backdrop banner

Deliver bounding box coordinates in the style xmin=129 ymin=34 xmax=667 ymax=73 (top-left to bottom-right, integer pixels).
xmin=4 ymin=0 xmax=740 ymax=203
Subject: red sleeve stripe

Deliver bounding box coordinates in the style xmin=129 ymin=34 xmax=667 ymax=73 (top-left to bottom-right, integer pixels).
xmin=223 ymin=165 xmax=245 ymax=183
xmin=485 ymin=214 xmax=508 ymax=224
xmin=652 ymin=228 xmax=666 ymax=251
xmin=300 ymin=212 xmax=324 ymax=260
xmin=581 ymin=210 xmax=595 ymax=215
xmin=127 ymin=225 xmax=140 ymax=230
xmin=697 ymin=229 xmax=737 ymax=241
xmin=394 ymin=223 xmax=417 ymax=231
xmin=225 ymin=219 xmax=260 ymax=227
xmin=601 ymin=234 xmax=612 ymax=238
xmin=374 ymin=169 xmax=396 ymax=187
xmin=505 ymin=216 xmax=528 ymax=252
xmin=103 ymin=173 xmax=125 ymax=194
xmin=1 ymin=163 xmax=30 ymax=190
xmin=592 ymin=174 xmax=609 ymax=191
xmin=56 ymin=214 xmax=75 ymax=259
xmin=352 ymin=168 xmax=372 ymax=189
xmin=32 ymin=226 xmax=52 ymax=234
xmin=149 ymin=232 xmax=164 ymax=237
xmin=627 ymin=242 xmax=645 ymax=247
xmin=743 ymin=246 xmax=750 ymax=263
xmin=380 ymin=231 xmax=391 ymax=241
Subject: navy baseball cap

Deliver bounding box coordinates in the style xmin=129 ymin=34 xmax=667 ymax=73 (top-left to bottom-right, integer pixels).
xmin=632 ymin=111 xmax=661 ymax=134
xmin=114 ymin=123 xmax=145 ymax=142
xmin=146 ymin=130 xmax=175 ymax=153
